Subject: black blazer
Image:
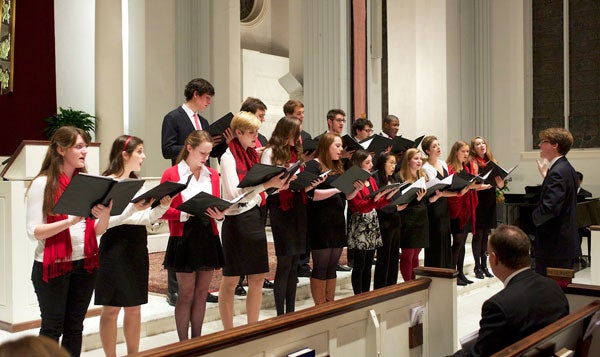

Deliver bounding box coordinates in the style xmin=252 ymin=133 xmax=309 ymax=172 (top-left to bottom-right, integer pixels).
xmin=161 ymin=106 xmax=210 ymax=165
xmin=532 ymin=156 xmax=580 ymax=260
xmin=455 ymin=269 xmax=569 ymax=357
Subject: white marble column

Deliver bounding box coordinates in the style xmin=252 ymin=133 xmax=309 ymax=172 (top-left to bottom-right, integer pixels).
xmin=301 ymin=0 xmax=351 ymax=135
xmin=95 ymin=0 xmax=125 ymax=167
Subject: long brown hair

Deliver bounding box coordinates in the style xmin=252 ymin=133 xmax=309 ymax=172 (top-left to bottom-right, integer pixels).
xmin=176 ymin=130 xmax=213 ymax=164
xmin=315 ymin=133 xmax=344 ymax=175
xmin=265 ymin=117 xmax=302 ymax=166
xmin=470 ymin=136 xmax=497 ymax=163
xmin=446 ymin=140 xmax=469 ymax=173
xmin=32 ymin=126 xmax=90 ymax=217
xmin=399 ymin=148 xmax=427 ymax=183
xmin=102 ymin=135 xmax=144 ymax=178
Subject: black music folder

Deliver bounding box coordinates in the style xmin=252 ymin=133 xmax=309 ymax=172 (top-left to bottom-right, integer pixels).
xmin=341 ymin=135 xmax=365 ymax=152
xmin=390 ymin=177 xmax=426 ymax=205
xmin=425 ymin=174 xmax=453 ymax=197
xmin=478 ymin=162 xmax=518 ymax=186
xmin=362 ymin=135 xmax=393 ymax=155
xmin=330 ymin=165 xmax=372 ymax=196
xmin=238 ymin=162 xmax=302 ymax=189
xmin=366 ymin=182 xmax=407 ymax=199
xmin=176 ymin=191 xmax=252 ymax=217
xmin=391 ymin=135 xmax=424 ymax=154
xmin=131 ymin=181 xmax=187 ymax=208
xmin=206 ymin=112 xmax=234 ymax=136
xmin=302 ymin=138 xmax=319 ymax=154
xmin=52 ymin=173 xmax=145 ymax=217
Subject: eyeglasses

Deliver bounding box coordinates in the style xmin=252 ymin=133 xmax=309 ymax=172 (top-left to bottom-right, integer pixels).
xmin=363 ymin=128 xmax=373 ymax=133
xmin=538 ymin=139 xmax=551 ymax=145
xmin=334 ymin=118 xmax=346 ymax=123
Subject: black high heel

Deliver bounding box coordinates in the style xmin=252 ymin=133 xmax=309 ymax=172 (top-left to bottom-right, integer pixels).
xmin=474 ymin=268 xmax=485 ymax=279
xmin=482 ymin=267 xmax=494 ymax=278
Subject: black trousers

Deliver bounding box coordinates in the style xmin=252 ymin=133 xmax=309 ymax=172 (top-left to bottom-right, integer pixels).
xmin=31 ymin=260 xmax=97 ymax=357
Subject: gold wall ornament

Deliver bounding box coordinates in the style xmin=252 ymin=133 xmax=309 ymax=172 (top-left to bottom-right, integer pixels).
xmin=0 ymin=0 xmax=15 ymax=94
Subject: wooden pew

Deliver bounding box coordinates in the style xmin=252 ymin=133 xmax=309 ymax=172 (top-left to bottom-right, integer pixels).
xmin=131 ymin=278 xmax=440 ymax=356
xmin=491 ymin=300 xmax=600 ymax=357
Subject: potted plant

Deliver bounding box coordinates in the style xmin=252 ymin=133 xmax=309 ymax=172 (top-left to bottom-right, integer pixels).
xmin=44 ymin=107 xmax=96 ymax=140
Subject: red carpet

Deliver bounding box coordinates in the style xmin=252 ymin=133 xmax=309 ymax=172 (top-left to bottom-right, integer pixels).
xmin=148 ymin=242 xmax=349 ymax=294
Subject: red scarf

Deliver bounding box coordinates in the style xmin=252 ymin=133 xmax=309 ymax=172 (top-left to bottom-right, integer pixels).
xmin=279 ymin=148 xmax=307 ymax=211
xmin=43 ymin=172 xmax=98 ymax=282
xmin=473 ymin=156 xmax=488 ymax=174
xmin=228 ymin=138 xmax=266 ymax=206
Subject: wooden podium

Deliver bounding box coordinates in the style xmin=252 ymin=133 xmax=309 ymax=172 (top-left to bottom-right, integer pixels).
xmin=0 ymin=140 xmax=100 ymax=331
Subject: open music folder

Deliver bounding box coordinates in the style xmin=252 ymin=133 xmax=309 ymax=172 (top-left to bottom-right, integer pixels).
xmin=176 ymin=190 xmax=253 ymax=216
xmin=52 ymin=173 xmax=145 ymax=217
xmin=390 ymin=177 xmax=426 ymax=205
xmin=131 ymin=181 xmax=188 ymax=208
xmin=206 ymin=112 xmax=234 ymax=136
xmin=330 ymin=165 xmax=372 ymax=196
xmin=479 ymin=162 xmax=518 ymax=186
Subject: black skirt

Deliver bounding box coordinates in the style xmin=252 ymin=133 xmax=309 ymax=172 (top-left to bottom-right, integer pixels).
xmin=95 ymin=225 xmax=149 ymax=307
xmin=268 ymin=193 xmax=307 ymax=256
xmin=163 ymin=216 xmax=224 ymax=273
xmin=221 ymin=206 xmax=269 ymax=276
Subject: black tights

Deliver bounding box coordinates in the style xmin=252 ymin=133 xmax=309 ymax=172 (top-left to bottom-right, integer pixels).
xmin=471 ymin=228 xmax=490 ymax=269
xmin=351 ymin=249 xmax=375 ymax=294
xmin=273 ymin=255 xmax=299 ymax=315
xmin=451 ymin=233 xmax=468 ymax=273
xmin=311 ymin=248 xmax=343 ymax=280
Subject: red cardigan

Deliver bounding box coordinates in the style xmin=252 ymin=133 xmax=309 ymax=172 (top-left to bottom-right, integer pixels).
xmin=446 ymin=163 xmax=478 ymax=232
xmin=348 ymin=177 xmax=390 ymax=213
xmin=160 ymin=165 xmax=220 ymax=236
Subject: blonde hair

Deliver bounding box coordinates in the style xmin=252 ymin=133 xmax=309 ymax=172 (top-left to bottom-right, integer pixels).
xmin=399 ymin=148 xmax=427 ymax=183
xmin=231 ymin=111 xmax=261 ymax=134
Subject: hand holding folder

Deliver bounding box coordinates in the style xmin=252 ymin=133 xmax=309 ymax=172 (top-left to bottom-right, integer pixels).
xmin=177 ymin=191 xmax=252 ymax=217
xmin=389 ymin=177 xmax=427 ymax=205
xmin=131 ymin=181 xmax=187 ymax=208
xmin=206 ymin=112 xmax=234 ymax=136
xmin=478 ymin=162 xmax=518 ymax=186
xmin=52 ymin=173 xmax=145 ymax=217
xmin=330 ymin=166 xmax=372 ymax=196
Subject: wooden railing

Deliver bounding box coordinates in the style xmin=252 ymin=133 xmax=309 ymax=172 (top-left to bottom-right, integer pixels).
xmin=131 ymin=278 xmax=432 ymax=357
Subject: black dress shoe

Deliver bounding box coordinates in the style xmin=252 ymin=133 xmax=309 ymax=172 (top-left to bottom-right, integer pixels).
xmin=166 ymin=292 xmax=178 ymax=306
xmin=262 ymin=278 xmax=275 ymax=289
xmin=474 ymin=268 xmax=485 ymax=279
xmin=458 ymin=272 xmax=474 ymax=284
xmin=297 ymin=264 xmax=312 ymax=278
xmin=235 ymin=284 xmax=247 ymax=296
xmin=482 ymin=267 xmax=494 ymax=278
xmin=206 ymin=292 xmax=218 ymax=303
xmin=457 ymin=277 xmax=468 ymax=286
xmin=336 ymin=264 xmax=352 ymax=272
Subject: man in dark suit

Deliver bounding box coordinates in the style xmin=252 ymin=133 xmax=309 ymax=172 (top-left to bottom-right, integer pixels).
xmin=161 ymin=78 xmax=219 ymax=305
xmin=532 ymin=127 xmax=580 ymax=275
xmin=453 ymin=225 xmax=569 ymax=356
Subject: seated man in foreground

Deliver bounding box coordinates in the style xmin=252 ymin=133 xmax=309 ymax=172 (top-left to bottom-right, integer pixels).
xmin=453 ymin=224 xmax=569 ymax=356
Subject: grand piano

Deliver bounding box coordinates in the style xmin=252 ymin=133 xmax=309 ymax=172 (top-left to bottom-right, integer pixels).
xmin=500 ymin=186 xmax=600 ymax=265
